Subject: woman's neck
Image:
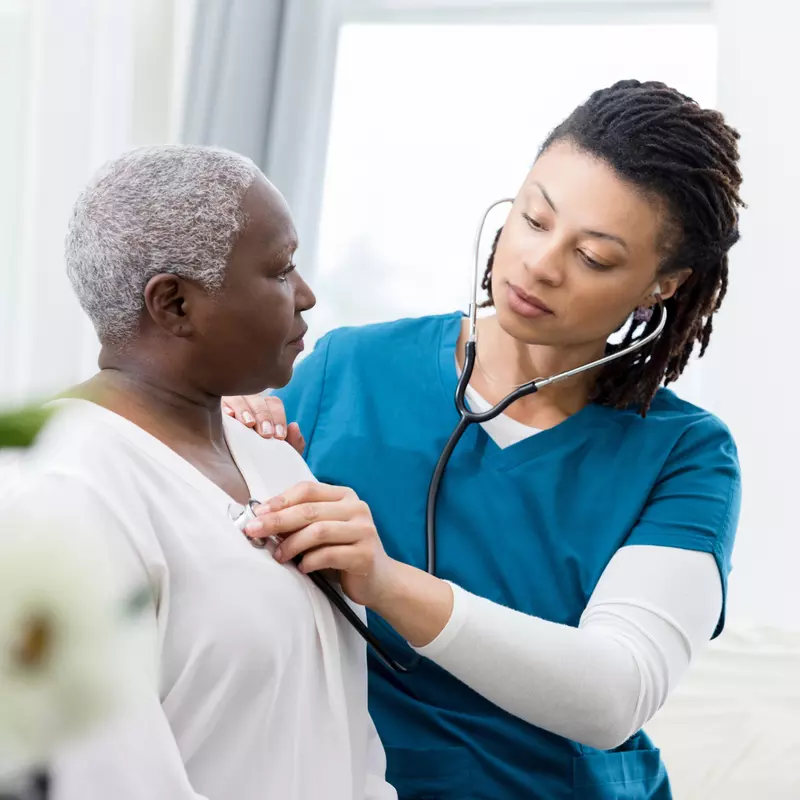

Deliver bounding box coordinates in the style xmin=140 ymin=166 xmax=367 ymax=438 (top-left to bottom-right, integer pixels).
xmin=71 ymin=366 xmax=226 ymax=451
xmin=460 ymin=315 xmax=604 ymax=426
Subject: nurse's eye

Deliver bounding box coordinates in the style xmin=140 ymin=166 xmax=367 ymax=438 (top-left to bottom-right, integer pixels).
xmin=578 ymin=250 xmax=613 ymax=272
xmin=276 ymin=262 xmax=296 ymax=283
xmin=522 ymin=213 xmax=547 ymax=232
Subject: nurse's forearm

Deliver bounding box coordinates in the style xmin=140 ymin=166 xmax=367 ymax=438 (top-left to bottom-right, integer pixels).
xmin=373 ymin=561 xmax=455 ymax=648
xmin=375 ymin=548 xmax=722 ymax=751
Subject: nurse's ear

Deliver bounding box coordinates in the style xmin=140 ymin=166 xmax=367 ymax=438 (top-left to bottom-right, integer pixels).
xmin=646 ymin=270 xmax=692 ymax=304
xmin=143 ymin=273 xmax=200 ymax=338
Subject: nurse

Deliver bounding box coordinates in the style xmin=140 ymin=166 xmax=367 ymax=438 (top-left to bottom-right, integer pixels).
xmin=227 ymin=80 xmax=743 ymax=798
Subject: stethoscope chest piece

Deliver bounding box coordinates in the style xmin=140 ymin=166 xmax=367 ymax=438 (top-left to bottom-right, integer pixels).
xmin=229 ymin=499 xmax=273 ymax=549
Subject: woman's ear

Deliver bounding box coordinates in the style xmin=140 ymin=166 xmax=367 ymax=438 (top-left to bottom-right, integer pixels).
xmin=143 ymin=274 xmax=195 ymax=338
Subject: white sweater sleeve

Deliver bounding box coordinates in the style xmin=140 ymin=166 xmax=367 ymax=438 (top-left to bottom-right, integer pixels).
xmin=414 ymin=545 xmax=722 ymax=750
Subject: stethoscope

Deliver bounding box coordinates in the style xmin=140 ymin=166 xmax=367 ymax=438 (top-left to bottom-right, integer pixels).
xmin=231 ymin=198 xmax=666 ymax=674
xmin=424 ymin=198 xmax=667 ymax=575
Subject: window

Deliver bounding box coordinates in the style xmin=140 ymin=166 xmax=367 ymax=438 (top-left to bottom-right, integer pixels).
xmin=310 ymin=22 xmax=717 ymax=354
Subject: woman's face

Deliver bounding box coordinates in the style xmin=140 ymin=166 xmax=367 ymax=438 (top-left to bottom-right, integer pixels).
xmin=491 ymin=140 xmax=685 ymax=349
xmin=184 ymin=175 xmax=316 ymax=396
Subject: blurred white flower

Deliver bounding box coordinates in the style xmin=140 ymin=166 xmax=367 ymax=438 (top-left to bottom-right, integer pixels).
xmin=0 ymin=514 xmax=148 ymax=780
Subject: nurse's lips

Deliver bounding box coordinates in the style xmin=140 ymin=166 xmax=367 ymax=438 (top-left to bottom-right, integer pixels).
xmin=507 ymin=283 xmax=554 ymax=319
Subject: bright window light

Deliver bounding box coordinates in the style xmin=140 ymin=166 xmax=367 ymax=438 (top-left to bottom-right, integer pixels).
xmin=311 ymin=23 xmax=717 ymax=348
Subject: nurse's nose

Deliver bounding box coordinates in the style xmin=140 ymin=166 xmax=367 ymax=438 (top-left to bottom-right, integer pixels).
xmin=524 ymin=239 xmax=565 ymax=288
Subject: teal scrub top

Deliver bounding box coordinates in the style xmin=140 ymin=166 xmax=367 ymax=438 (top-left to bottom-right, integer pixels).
xmin=275 ymin=312 xmax=741 ymax=800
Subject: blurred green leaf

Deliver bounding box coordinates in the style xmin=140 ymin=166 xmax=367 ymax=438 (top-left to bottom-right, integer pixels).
xmin=0 ymin=406 xmax=52 ymax=449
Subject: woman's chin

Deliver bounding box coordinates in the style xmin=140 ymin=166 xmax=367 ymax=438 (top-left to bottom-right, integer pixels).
xmin=265 ymin=361 xmax=296 ymax=391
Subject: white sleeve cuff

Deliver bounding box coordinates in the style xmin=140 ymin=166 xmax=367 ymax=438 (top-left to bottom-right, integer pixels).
xmin=412 ymin=581 xmax=471 ymax=657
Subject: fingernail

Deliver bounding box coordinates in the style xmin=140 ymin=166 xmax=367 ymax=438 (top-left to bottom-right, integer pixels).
xmin=222 ymin=405 xmax=233 ymax=415
xmin=273 ymin=547 xmax=284 ymax=562
xmin=243 ymin=412 xmax=255 ymax=425
xmin=261 ymin=421 xmax=273 ymax=436
xmin=275 ymin=424 xmax=286 ymax=439
xmin=244 ymin=521 xmax=263 ymax=535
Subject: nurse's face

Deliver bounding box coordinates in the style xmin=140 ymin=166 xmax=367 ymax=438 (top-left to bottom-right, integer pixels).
xmin=489 ymin=141 xmax=686 ymax=349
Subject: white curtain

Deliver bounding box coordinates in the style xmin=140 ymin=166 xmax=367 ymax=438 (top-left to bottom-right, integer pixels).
xmin=0 ymin=0 xmax=195 ymax=409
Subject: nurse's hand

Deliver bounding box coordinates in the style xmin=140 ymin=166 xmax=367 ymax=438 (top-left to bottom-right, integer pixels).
xmin=243 ymin=482 xmax=400 ymax=609
xmin=246 ymin=482 xmax=455 ymax=647
xmin=221 ymin=394 xmax=305 ymax=454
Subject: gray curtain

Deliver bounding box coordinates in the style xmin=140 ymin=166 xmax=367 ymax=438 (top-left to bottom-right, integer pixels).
xmin=181 ymin=0 xmax=344 ymax=273
xmin=181 ymin=0 xmax=286 ymax=164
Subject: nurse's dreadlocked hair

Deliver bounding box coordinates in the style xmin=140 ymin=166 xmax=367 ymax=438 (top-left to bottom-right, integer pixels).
xmin=481 ymin=80 xmax=744 ymax=415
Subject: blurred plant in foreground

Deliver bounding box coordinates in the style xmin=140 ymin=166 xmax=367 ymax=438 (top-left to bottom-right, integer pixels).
xmin=0 ymin=406 xmax=148 ymax=799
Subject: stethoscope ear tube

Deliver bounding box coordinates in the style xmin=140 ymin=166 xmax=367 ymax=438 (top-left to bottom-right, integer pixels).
xmin=427 ymin=199 xmax=669 ymax=580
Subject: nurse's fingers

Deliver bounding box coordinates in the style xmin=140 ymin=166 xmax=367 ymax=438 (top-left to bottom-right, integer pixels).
xmin=257 ymin=395 xmax=288 ymax=439
xmin=286 ymin=422 xmax=305 ymax=455
xmin=294 ymin=544 xmax=374 ymax=576
xmin=220 ymin=395 xmax=259 ymax=430
xmin=245 ymin=499 xmax=363 ymax=539
xmin=227 ymin=394 xmax=286 ymax=439
xmin=260 ymin=481 xmax=357 ymax=513
xmin=269 ymin=520 xmax=371 ymax=565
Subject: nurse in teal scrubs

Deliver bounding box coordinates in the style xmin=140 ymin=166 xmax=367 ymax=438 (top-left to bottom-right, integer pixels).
xmin=227 ymin=81 xmax=743 ymax=799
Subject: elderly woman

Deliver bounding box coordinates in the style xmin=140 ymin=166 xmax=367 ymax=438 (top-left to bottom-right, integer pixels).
xmin=3 ymin=146 xmax=395 ymax=800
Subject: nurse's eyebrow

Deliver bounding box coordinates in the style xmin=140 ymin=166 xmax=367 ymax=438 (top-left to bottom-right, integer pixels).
xmin=535 ymin=182 xmax=558 ymax=213
xmin=534 ymin=181 xmax=628 ymax=250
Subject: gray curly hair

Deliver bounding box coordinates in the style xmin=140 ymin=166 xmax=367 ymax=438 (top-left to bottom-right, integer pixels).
xmin=66 ymin=144 xmax=261 ymax=345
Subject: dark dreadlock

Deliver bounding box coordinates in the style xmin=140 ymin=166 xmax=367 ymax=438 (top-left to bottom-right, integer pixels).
xmin=481 ymin=80 xmax=744 ymax=415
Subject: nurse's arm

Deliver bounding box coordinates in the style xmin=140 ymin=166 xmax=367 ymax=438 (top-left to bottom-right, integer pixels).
xmin=273 ymin=508 xmax=718 ymax=751
xmin=370 ymin=560 xmax=458 ymax=646
xmin=251 ymin=484 xmax=720 ymax=751
xmin=375 ymin=545 xmax=721 ymax=751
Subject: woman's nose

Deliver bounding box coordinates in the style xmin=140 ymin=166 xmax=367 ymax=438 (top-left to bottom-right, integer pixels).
xmin=293 ymin=271 xmax=317 ymax=312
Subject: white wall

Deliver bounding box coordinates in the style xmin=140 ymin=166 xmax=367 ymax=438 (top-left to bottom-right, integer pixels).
xmin=707 ymin=0 xmax=800 ymax=629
